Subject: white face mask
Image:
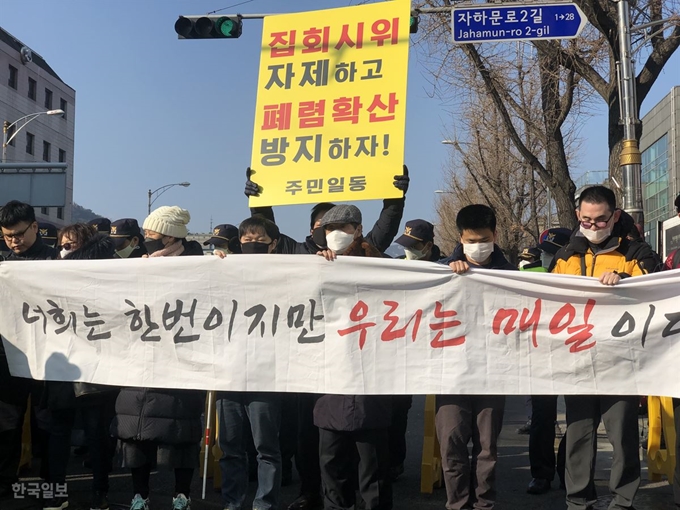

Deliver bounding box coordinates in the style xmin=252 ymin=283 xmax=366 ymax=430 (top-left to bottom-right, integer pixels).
xmin=326 ymin=230 xmax=355 ymax=254
xmin=116 ymin=243 xmax=136 ymax=259
xmin=540 ymin=252 xmax=554 ymax=269
xmin=60 ymin=248 xmax=73 ymax=259
xmin=404 ymin=246 xmax=427 ymax=260
xmin=579 ymin=225 xmax=611 ymax=244
xmin=462 ymin=241 xmax=494 ymax=263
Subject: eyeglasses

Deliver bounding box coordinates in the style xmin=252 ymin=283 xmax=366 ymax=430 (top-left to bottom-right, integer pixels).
xmin=580 ymin=213 xmax=614 ymax=230
xmin=57 ymin=243 xmax=75 ymax=251
xmin=2 ymin=222 xmax=34 ymax=241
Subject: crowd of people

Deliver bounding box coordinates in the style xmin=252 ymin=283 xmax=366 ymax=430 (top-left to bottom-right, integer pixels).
xmin=1 ymin=177 xmax=680 ymax=510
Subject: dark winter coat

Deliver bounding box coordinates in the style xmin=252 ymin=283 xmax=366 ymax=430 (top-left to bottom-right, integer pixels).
xmin=1 ymin=236 xmax=57 ymax=357
xmin=46 ymin=234 xmax=118 ymax=411
xmin=110 ymin=241 xmax=204 ymax=445
xmin=252 ymin=197 xmax=405 ymax=254
xmin=439 ymin=243 xmax=517 ymax=271
xmin=313 ymin=237 xmax=393 ymax=432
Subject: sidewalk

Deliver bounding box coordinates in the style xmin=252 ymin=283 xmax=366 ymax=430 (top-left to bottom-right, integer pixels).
xmin=3 ymin=395 xmax=676 ymax=509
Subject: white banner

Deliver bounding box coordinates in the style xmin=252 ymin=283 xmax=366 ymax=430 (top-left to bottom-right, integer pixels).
xmin=1 ymin=256 xmax=679 ymax=396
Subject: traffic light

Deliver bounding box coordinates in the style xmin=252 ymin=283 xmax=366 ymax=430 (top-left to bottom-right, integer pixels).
xmin=410 ymin=11 xmax=419 ymax=34
xmin=174 ymin=15 xmax=243 ymax=39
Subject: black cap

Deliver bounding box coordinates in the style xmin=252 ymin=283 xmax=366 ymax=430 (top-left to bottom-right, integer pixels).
xmin=395 ymin=219 xmax=434 ymax=248
xmin=38 ymin=222 xmax=58 ymax=246
xmin=88 ymin=217 xmax=111 ymax=235
xmin=675 ymin=193 xmax=680 ymax=211
xmin=538 ymin=228 xmax=571 ymax=255
xmin=519 ymin=247 xmax=541 ymax=261
xmin=110 ymin=218 xmax=142 ymax=249
xmin=205 ymin=224 xmax=241 ymax=253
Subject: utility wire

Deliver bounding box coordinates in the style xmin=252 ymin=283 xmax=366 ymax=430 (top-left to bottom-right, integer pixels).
xmin=207 ymin=0 xmax=255 ymax=15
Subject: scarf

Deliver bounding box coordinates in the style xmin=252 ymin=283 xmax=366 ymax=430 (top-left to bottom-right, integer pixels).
xmin=149 ymin=239 xmax=185 ymax=258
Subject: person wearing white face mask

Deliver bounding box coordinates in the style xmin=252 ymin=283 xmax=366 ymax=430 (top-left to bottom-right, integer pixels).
xmin=314 ymin=204 xmax=393 ymax=510
xmin=551 ymin=185 xmax=659 ymax=510
xmin=437 ymin=204 xmax=514 ymax=510
xmin=110 ymin=218 xmax=147 ymax=259
xmin=394 ymin=219 xmax=443 ymax=262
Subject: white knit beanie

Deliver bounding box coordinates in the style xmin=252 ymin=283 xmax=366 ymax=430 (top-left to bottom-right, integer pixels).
xmin=143 ymin=206 xmax=190 ymax=239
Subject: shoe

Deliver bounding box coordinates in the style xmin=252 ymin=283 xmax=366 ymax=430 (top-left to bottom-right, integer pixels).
xmin=527 ymin=478 xmax=551 ymax=495
xmin=172 ymin=493 xmax=191 ymax=510
xmin=516 ymin=420 xmax=531 ymax=434
xmin=43 ymin=497 xmax=69 ymax=510
xmin=389 ymin=463 xmax=405 ymax=481
xmin=287 ymin=493 xmax=323 ymax=510
xmin=91 ymin=491 xmax=109 ymax=510
xmin=129 ymin=494 xmax=149 ymax=510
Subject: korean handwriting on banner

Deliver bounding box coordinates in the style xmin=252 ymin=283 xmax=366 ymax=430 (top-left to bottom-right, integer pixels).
xmin=249 ymin=0 xmax=410 ymax=207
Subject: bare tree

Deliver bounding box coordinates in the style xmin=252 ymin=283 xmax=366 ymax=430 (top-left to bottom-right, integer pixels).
xmin=414 ymin=0 xmax=680 ymax=225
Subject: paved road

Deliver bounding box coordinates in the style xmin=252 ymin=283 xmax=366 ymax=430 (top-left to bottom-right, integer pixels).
xmin=5 ymin=396 xmax=675 ymax=509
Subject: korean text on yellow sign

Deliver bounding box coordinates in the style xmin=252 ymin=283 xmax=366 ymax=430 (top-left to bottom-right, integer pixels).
xmin=249 ymin=0 xmax=410 ymax=207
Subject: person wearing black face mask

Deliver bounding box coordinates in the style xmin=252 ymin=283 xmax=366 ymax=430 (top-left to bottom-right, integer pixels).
xmin=215 ymin=216 xmax=282 ymax=510
xmin=110 ymin=218 xmax=147 ymax=259
xmin=110 ymin=205 xmax=203 ymax=510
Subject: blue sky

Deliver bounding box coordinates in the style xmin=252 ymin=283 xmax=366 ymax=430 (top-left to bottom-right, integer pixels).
xmin=2 ymin=0 xmax=678 ymax=240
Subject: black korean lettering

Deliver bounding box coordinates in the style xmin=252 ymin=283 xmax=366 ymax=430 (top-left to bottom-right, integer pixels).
xmin=611 ymin=312 xmax=635 ymax=337
xmin=245 ymin=304 xmax=267 ymax=337
xmin=203 ymin=307 xmax=223 ymax=331
xmin=662 ymin=312 xmax=680 ymax=338
xmin=83 ymin=305 xmax=111 ymax=341
xmin=228 ymin=300 xmax=238 ymax=341
xmin=22 ymin=303 xmax=47 ymax=334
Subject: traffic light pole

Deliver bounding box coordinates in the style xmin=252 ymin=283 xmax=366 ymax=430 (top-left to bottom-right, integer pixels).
xmin=616 ymin=0 xmax=644 ymax=229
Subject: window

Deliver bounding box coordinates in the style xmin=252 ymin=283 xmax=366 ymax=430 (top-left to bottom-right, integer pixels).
xmin=44 ymin=88 xmax=53 ymax=109
xmin=60 ymin=98 xmax=67 ymax=120
xmin=58 ymin=149 xmax=66 ymax=163
xmin=56 ymin=207 xmax=64 ymax=220
xmin=7 ymin=124 xmax=16 ymax=147
xmin=8 ymin=65 xmax=17 ymax=89
xmin=28 ymin=78 xmax=36 ymax=100
xmin=40 ymin=207 xmax=49 ymax=215
xmin=43 ymin=141 xmax=51 ymax=162
xmin=26 ymin=132 xmax=34 ymax=155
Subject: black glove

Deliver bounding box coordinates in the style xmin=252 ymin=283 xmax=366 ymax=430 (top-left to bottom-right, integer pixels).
xmin=393 ymin=164 xmax=409 ymax=194
xmin=244 ymin=167 xmax=261 ymax=197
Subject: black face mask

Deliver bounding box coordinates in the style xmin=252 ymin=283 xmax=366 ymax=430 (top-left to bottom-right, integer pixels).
xmin=144 ymin=237 xmax=166 ymax=255
xmin=240 ymin=241 xmax=271 ymax=254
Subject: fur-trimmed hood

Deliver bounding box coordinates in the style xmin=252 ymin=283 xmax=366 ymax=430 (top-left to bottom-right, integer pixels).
xmin=343 ymin=237 xmax=385 ymax=258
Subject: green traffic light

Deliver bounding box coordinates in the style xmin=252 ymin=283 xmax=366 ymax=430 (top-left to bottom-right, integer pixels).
xmin=216 ymin=17 xmax=235 ymax=37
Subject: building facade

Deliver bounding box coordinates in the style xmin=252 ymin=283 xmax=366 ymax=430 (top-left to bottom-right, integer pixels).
xmin=0 ymin=26 xmax=75 ymax=227
xmin=640 ymin=86 xmax=679 ymax=252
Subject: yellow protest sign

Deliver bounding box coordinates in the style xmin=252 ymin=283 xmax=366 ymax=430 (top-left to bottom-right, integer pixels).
xmin=249 ymin=0 xmax=410 ymax=207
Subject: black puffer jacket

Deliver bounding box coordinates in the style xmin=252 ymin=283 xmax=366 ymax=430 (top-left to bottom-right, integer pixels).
xmin=111 ymin=240 xmax=204 ymax=444
xmin=313 ymin=238 xmax=393 ymax=432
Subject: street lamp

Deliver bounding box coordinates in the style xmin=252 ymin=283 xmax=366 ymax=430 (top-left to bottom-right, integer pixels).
xmin=148 ymin=182 xmax=191 ymax=214
xmin=434 ymin=190 xmax=453 ymax=194
xmin=2 ymin=109 xmax=65 ymax=163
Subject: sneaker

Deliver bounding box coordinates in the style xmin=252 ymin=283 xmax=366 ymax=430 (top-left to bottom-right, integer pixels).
xmin=172 ymin=493 xmax=191 ymax=510
xmin=130 ymin=494 xmax=149 ymax=510
xmin=43 ymin=497 xmax=69 ymax=510
xmin=91 ymin=491 xmax=109 ymax=510
xmin=516 ymin=420 xmax=531 ymax=434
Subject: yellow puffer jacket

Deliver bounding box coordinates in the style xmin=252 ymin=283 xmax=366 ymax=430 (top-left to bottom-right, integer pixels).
xmin=551 ymin=225 xmax=659 ymax=278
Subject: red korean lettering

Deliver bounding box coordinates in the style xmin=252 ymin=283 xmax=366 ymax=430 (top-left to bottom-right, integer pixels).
xmin=430 ymin=301 xmax=465 ymax=348
xmin=370 ymin=18 xmax=399 ymax=46
xmin=549 ymin=299 xmax=596 ymax=353
xmin=261 ymin=103 xmax=292 ymax=131
xmin=332 ymin=96 xmax=363 ymax=124
xmin=301 ymin=26 xmax=330 ymax=54
xmin=298 ymin=100 xmax=326 ymax=129
xmin=381 ymin=301 xmax=423 ymax=342
xmin=492 ymin=299 xmax=542 ymax=348
xmin=335 ymin=22 xmax=364 ymax=50
xmin=366 ymin=92 xmax=399 ymax=122
xmin=338 ymin=300 xmax=376 ymax=350
xmin=269 ymin=30 xmax=296 ymax=57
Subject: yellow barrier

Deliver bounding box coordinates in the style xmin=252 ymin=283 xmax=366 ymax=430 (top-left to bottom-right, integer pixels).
xmin=19 ymin=396 xmax=31 ymax=472
xmin=420 ymin=395 xmax=443 ymax=493
xmin=647 ymin=396 xmax=676 ymax=482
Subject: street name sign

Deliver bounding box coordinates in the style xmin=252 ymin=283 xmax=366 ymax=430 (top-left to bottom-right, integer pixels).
xmin=452 ymin=2 xmax=587 ymax=43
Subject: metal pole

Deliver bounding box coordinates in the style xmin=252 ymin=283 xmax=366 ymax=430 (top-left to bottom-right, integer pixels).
xmin=616 ymin=0 xmax=644 ymax=227
xmin=202 ymin=391 xmax=214 ymax=500
xmin=2 ymin=121 xmax=8 ymax=164
xmin=148 ymin=189 xmax=152 ymax=215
